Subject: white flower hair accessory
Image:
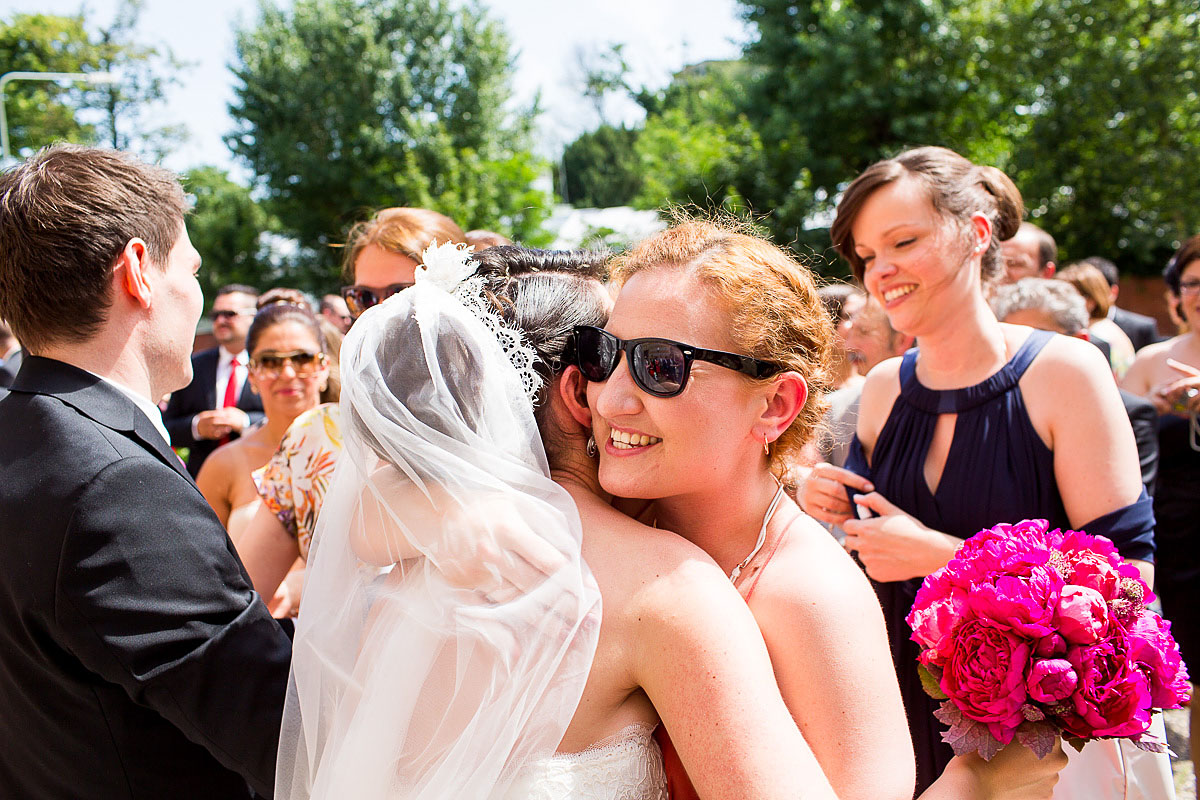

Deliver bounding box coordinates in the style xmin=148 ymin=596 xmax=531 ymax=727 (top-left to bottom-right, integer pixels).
xmin=416 ymin=241 xmax=477 ymax=292
xmin=416 ymin=239 xmax=543 ymax=401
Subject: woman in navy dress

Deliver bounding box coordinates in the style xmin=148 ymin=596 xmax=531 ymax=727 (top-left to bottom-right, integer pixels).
xmin=801 ymin=147 xmax=1155 ymax=794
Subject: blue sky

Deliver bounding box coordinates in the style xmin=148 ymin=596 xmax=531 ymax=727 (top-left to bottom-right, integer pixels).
xmin=4 ymin=0 xmax=753 ymax=176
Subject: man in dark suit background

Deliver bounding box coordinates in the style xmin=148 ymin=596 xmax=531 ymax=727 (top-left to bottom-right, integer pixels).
xmin=1083 ymin=256 xmax=1163 ymax=352
xmin=0 ymin=145 xmax=291 ymax=799
xmin=164 ymin=283 xmax=263 ymax=476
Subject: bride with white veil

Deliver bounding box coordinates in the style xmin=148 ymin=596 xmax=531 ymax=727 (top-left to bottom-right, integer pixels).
xmin=276 ymin=249 xmax=602 ymax=798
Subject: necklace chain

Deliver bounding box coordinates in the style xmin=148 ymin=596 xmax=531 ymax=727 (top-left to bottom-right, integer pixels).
xmin=729 ymin=483 xmax=786 ymax=583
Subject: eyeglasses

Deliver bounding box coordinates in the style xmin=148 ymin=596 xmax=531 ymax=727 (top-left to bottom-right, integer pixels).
xmin=570 ymin=325 xmax=783 ymax=398
xmin=341 ymin=283 xmax=414 ymax=318
xmin=1179 ymin=280 xmax=1200 ymax=296
xmin=212 ymin=308 xmax=256 ymax=321
xmin=249 ymin=350 xmax=326 ymax=378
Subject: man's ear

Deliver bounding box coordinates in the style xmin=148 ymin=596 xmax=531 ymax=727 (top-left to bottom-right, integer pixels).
xmin=558 ymin=364 xmax=592 ymax=428
xmin=1042 ymin=261 xmax=1057 ymax=279
xmin=757 ymin=371 xmax=807 ymax=444
xmin=115 ymin=238 xmax=152 ymax=309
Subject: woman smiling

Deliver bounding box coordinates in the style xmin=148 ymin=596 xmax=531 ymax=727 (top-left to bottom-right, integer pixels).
xmin=196 ymin=302 xmax=330 ymax=543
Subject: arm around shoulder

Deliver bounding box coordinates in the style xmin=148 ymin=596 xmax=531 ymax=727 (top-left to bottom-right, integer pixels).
xmin=55 ymin=456 xmax=291 ymax=797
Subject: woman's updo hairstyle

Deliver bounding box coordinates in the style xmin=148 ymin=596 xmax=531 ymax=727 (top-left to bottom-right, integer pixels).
xmin=468 ymin=245 xmax=613 ymax=423
xmin=831 ymin=146 xmax=1025 ymax=284
xmin=609 ymin=217 xmax=833 ymax=477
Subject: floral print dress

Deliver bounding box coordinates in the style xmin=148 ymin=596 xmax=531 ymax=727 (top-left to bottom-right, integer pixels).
xmin=253 ymin=403 xmax=342 ymax=560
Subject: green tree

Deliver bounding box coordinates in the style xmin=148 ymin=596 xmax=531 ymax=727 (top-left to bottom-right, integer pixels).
xmin=0 ymin=13 xmax=100 ymax=155
xmin=740 ymin=0 xmax=990 ymax=256
xmin=0 ymin=4 xmax=186 ymax=160
xmin=183 ymin=166 xmax=278 ymax=300
xmin=85 ymin=0 xmax=188 ymax=161
xmin=228 ymin=0 xmax=552 ymax=284
xmin=561 ymin=124 xmax=643 ymax=207
xmin=632 ymin=61 xmax=766 ymax=220
xmin=987 ymin=0 xmax=1200 ymax=274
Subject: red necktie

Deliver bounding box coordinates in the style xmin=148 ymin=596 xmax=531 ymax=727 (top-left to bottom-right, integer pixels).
xmin=219 ymin=356 xmax=240 ymax=445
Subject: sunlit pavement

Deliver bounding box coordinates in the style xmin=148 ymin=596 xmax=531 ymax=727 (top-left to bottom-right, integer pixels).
xmin=1166 ymin=707 xmax=1194 ymax=800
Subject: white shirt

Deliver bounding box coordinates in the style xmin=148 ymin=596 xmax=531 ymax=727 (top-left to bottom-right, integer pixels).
xmin=90 ymin=372 xmax=172 ymax=448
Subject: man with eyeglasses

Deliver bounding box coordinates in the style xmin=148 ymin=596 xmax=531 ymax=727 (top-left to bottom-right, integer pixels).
xmin=163 ymin=284 xmax=265 ymax=476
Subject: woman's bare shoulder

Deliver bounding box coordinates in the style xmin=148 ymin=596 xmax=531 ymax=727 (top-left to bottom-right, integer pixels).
xmin=752 ymin=512 xmax=881 ymax=628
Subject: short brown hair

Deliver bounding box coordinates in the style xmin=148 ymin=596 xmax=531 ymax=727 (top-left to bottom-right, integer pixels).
xmin=611 ymin=217 xmax=833 ymax=476
xmin=1165 ymin=234 xmax=1200 ymax=296
xmin=831 ymin=146 xmax=1024 ymax=284
xmin=0 ymin=145 xmax=187 ymax=352
xmin=340 ymin=207 xmax=466 ymax=280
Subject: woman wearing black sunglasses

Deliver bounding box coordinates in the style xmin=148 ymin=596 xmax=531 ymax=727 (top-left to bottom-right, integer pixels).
xmin=577 ymin=218 xmax=1067 ymax=800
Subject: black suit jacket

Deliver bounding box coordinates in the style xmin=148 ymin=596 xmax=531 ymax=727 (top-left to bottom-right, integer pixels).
xmin=0 ymin=357 xmax=292 ymax=799
xmin=163 ymin=347 xmax=265 ymax=477
xmin=1120 ymin=388 xmax=1159 ymax=494
xmin=1112 ymin=307 xmax=1161 ymax=352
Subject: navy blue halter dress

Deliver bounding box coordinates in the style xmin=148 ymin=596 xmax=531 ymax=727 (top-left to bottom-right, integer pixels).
xmin=844 ymin=329 xmax=1156 ymax=793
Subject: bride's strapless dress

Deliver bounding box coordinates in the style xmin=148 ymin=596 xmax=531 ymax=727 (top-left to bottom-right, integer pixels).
xmin=504 ymin=724 xmax=667 ymax=800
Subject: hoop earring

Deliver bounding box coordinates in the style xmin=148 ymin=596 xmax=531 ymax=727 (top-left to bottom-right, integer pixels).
xmin=586 ymin=435 xmax=598 ymax=459
xmin=763 ymin=434 xmax=770 ymax=457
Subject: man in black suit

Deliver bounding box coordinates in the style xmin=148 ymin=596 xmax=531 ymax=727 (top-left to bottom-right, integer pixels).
xmin=1083 ymin=256 xmax=1163 ymax=352
xmin=0 ymin=145 xmax=291 ymax=799
xmin=164 ymin=284 xmax=263 ymax=476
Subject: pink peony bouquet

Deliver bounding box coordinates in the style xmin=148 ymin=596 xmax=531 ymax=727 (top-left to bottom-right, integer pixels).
xmin=907 ymin=519 xmax=1190 ymax=760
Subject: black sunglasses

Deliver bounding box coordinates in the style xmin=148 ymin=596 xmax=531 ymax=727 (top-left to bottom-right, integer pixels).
xmin=571 ymin=325 xmax=783 ymax=398
xmin=341 ymin=283 xmax=414 ymax=318
xmin=212 ymin=308 xmax=255 ymax=321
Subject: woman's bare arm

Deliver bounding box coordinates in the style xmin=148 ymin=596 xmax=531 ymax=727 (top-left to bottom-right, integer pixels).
xmin=237 ymin=502 xmax=301 ymax=598
xmin=633 ymin=553 xmax=839 ymax=800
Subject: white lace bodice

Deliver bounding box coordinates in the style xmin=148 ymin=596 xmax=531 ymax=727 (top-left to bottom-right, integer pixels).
xmin=504 ymin=724 xmax=667 ymax=800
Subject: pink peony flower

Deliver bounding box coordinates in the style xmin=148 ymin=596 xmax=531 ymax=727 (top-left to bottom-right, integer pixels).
xmin=1126 ymin=612 xmax=1192 ymax=709
xmin=1026 ymin=658 xmax=1078 ymax=703
xmin=1050 ymin=530 xmax=1149 ymax=603
xmin=1055 ymin=585 xmax=1110 ymax=644
xmin=965 ymin=568 xmax=1062 ymax=640
xmin=939 ymin=618 xmax=1032 ymax=744
xmin=908 ymin=573 xmax=969 ymax=666
xmin=1034 ymin=633 xmax=1067 ymax=658
xmin=1058 ymin=633 xmax=1153 ymax=739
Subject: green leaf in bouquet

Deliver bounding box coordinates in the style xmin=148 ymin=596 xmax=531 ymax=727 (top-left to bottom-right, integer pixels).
xmin=934 ymin=701 xmax=1002 ymax=761
xmin=917 ymin=662 xmax=948 ymax=700
xmin=1015 ymin=720 xmax=1058 ymax=759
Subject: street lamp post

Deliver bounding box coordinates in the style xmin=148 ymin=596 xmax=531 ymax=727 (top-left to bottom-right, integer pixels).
xmin=0 ymin=71 xmax=117 ymax=162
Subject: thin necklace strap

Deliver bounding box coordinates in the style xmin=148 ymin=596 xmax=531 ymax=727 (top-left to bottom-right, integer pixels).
xmin=729 ymin=483 xmax=787 ymax=583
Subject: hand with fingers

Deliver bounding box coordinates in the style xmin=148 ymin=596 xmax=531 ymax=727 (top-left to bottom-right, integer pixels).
xmin=798 ymin=461 xmax=875 ymax=525
xmin=841 ymin=492 xmax=963 ymax=583
xmin=952 ymin=738 xmax=1068 ymax=800
xmin=1156 ymin=358 xmax=1200 ymax=416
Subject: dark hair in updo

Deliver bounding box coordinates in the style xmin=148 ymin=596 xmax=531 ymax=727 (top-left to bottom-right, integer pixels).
xmin=246 ymin=301 xmax=328 ymax=357
xmin=468 ymin=245 xmax=612 ymax=425
xmin=831 ymin=146 xmax=1025 ymax=283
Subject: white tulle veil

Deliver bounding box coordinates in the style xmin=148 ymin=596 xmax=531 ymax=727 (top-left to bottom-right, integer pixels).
xmin=276 ymin=244 xmax=602 ymax=799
